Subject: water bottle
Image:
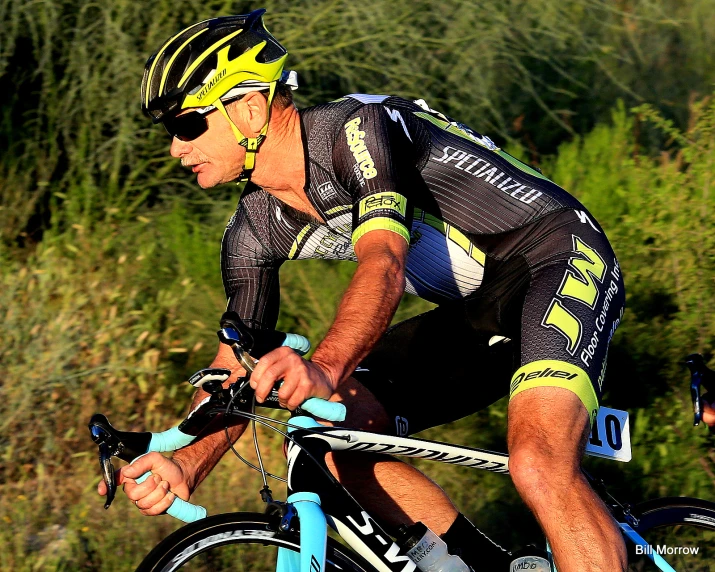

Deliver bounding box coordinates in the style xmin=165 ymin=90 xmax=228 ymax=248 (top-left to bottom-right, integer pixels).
xmin=397 ymin=522 xmax=471 ymax=572
xmin=508 ymin=545 xmax=551 ymax=571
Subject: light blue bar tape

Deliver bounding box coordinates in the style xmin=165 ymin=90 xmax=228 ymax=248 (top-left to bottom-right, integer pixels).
xmin=135 ymin=471 xmax=207 ymax=523
xmin=288 ymin=492 xmax=326 ymax=572
xmin=301 ymin=399 xmax=346 ymax=422
xmin=620 ymin=523 xmax=676 ymax=572
xmin=287 ymin=416 xmax=323 ymax=434
xmin=283 ymin=333 xmax=311 ymax=356
xmin=148 ymin=426 xmax=196 ymax=452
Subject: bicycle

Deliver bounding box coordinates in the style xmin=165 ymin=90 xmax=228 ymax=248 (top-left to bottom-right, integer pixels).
xmin=89 ymin=313 xmax=715 ymax=571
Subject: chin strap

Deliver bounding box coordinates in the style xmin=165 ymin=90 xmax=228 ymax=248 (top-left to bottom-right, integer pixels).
xmin=213 ymin=82 xmax=278 ymax=182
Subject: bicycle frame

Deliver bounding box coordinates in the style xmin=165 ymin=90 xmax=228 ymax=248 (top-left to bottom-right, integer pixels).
xmin=281 ymin=416 xmax=677 ymax=572
xmin=92 ymin=317 xmax=712 ymax=572
xmin=89 ymin=396 xmax=677 ymax=571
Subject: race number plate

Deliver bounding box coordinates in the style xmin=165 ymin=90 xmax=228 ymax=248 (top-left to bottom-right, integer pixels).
xmin=585 ymin=407 xmax=631 ymax=462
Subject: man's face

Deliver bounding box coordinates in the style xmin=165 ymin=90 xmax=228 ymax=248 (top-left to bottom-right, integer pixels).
xmin=169 ymin=107 xmax=246 ymax=189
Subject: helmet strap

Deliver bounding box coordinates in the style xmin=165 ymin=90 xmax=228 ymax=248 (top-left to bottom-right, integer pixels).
xmin=213 ymin=82 xmax=277 ymax=183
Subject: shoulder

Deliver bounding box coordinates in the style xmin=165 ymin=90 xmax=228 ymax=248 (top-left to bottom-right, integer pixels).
xmin=224 ymin=184 xmax=278 ymax=253
xmin=301 ymin=94 xmax=422 ymax=130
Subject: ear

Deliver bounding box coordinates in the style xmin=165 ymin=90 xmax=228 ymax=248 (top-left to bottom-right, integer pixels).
xmin=230 ymin=91 xmax=268 ymax=137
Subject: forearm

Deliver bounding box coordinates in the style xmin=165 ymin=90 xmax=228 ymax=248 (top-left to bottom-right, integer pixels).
xmin=311 ymin=251 xmax=405 ymax=387
xmin=173 ymin=420 xmax=248 ymax=491
xmin=172 ymin=345 xmax=249 ymax=491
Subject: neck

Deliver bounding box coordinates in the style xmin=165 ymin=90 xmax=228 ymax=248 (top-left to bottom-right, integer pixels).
xmin=250 ymin=104 xmax=318 ymax=215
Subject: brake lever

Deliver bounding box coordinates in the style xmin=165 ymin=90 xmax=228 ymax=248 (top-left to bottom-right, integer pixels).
xmin=218 ymin=327 xmax=257 ymax=374
xmin=684 ymin=354 xmax=715 ymax=426
xmin=691 ymin=376 xmax=703 ymax=426
xmin=90 ymin=424 xmax=119 ymax=509
xmin=88 ymin=414 xmax=153 ymax=509
xmin=98 ymin=442 xmax=116 ymax=509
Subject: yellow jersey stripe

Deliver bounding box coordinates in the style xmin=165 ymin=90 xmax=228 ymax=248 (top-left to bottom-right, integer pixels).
xmin=325 ymin=205 xmax=351 ymax=215
xmin=352 ymin=218 xmax=410 ymax=247
xmin=509 ymin=359 xmax=599 ymax=426
xmin=288 ymin=224 xmax=312 ymax=259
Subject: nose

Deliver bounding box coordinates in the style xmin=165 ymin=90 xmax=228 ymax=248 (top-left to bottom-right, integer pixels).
xmin=170 ymin=137 xmax=191 ymax=158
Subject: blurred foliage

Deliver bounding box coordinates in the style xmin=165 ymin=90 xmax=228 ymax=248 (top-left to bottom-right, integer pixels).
xmin=1 ymin=0 xmax=715 ymax=569
xmin=2 ymin=0 xmax=715 ymax=244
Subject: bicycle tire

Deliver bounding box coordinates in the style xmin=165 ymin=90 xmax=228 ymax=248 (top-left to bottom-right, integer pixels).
xmin=135 ymin=512 xmax=376 ymax=572
xmin=626 ymin=497 xmax=715 ymax=571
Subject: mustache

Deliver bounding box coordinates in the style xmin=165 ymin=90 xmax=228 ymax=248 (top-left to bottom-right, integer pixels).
xmin=180 ymin=156 xmax=209 ymax=167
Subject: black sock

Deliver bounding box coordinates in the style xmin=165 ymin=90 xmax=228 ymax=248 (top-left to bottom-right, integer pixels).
xmin=441 ymin=513 xmax=512 ymax=569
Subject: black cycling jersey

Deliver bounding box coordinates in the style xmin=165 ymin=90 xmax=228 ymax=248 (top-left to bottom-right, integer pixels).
xmin=221 ymin=94 xmax=626 ymax=431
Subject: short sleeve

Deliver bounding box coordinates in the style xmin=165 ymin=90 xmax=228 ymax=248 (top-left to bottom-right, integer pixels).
xmin=332 ymin=103 xmax=419 ymax=247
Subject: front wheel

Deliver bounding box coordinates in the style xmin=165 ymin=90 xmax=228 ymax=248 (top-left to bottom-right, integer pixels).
xmin=626 ymin=497 xmax=715 ymax=571
xmin=135 ymin=512 xmax=374 ymax=572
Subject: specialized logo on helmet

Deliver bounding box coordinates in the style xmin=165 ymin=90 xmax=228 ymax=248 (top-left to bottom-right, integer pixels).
xmin=344 ymin=118 xmax=377 ymax=180
xmin=196 ymin=68 xmax=227 ymax=102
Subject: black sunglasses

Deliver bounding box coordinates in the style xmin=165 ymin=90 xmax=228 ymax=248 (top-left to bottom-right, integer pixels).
xmin=163 ymin=107 xmax=218 ymax=141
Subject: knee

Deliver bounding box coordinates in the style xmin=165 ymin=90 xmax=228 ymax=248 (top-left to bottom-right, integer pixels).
xmin=508 ymin=441 xmax=579 ymax=502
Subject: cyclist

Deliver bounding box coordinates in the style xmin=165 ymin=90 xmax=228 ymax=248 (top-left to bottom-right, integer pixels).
xmin=99 ymin=9 xmax=635 ymax=570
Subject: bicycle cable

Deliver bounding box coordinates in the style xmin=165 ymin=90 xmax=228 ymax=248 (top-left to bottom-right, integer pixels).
xmin=222 ymin=385 xmax=350 ymax=487
xmin=251 ymin=395 xmax=271 ymax=490
xmin=224 ymin=384 xmax=286 ymax=482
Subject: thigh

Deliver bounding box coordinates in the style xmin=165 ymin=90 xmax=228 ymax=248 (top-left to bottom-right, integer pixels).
xmin=510 ymin=214 xmax=627 ymax=426
xmin=354 ymin=304 xmax=517 ymax=436
xmin=326 ymin=376 xmax=391 ymax=432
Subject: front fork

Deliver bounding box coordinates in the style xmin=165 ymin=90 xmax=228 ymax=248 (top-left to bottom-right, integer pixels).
xmin=277 ymin=416 xmax=331 ymax=572
xmin=276 ymin=493 xmax=327 ymax=572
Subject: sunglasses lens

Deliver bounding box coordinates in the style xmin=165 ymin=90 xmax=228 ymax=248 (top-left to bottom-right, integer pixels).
xmin=164 ymin=111 xmax=209 ymax=141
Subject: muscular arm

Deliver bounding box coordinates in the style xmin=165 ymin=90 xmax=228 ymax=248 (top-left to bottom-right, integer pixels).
xmin=250 ymin=229 xmax=408 ymax=409
xmin=311 ymin=229 xmax=408 ymax=387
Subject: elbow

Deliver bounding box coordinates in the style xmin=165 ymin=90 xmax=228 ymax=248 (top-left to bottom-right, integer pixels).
xmin=354 ymin=232 xmax=408 ymax=297
xmin=373 ymin=252 xmax=406 ymax=295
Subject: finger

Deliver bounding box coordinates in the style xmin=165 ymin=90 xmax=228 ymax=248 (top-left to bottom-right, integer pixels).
xmin=250 ymin=349 xmax=281 ymax=388
xmin=286 ymin=386 xmax=309 ymax=411
xmin=124 ymin=473 xmax=161 ymax=502
xmin=702 ymin=400 xmax=715 ymax=426
xmin=140 ymin=491 xmax=177 ymax=517
xmin=277 ymin=375 xmax=299 ymax=406
xmin=253 ymin=371 xmax=279 ymax=403
xmin=253 ymin=359 xmax=291 ymax=403
xmin=135 ymin=480 xmax=170 ymax=510
xmin=121 ymin=454 xmax=160 ymax=481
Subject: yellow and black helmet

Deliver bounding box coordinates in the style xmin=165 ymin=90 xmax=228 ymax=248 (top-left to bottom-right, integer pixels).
xmin=141 ymin=9 xmax=289 ymax=179
xmin=141 ymin=9 xmax=286 ymax=122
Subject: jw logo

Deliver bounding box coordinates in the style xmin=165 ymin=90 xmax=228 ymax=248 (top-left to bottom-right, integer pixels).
xmin=541 ymin=236 xmax=607 ymax=355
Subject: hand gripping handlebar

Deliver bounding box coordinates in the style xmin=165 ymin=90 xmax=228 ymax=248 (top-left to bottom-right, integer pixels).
xmin=89 ymin=315 xmax=345 ymax=523
xmin=217 ymin=312 xmax=345 ymax=422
